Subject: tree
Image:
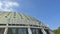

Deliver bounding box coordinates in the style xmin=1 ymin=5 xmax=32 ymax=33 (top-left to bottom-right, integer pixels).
xmin=54 ymin=27 xmax=60 ymax=34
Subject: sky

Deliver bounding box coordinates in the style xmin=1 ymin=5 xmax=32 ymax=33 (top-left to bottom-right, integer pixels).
xmin=0 ymin=0 xmax=60 ymax=30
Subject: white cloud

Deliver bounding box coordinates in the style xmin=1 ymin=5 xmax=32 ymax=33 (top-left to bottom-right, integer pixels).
xmin=0 ymin=0 xmax=19 ymax=11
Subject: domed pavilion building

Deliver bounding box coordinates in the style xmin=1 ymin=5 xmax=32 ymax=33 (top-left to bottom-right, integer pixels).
xmin=0 ymin=12 xmax=54 ymax=34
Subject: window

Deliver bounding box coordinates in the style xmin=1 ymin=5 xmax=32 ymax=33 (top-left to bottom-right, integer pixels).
xmin=7 ymin=28 xmax=28 ymax=34
xmin=18 ymin=28 xmax=28 ymax=34
xmin=31 ymin=28 xmax=43 ymax=34
xmin=39 ymin=29 xmax=43 ymax=34
xmin=0 ymin=28 xmax=5 ymax=34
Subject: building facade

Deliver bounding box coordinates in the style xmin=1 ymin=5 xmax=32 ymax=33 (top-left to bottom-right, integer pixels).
xmin=0 ymin=12 xmax=54 ymax=34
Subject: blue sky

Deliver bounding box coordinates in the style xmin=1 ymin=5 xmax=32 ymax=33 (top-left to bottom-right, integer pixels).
xmin=0 ymin=0 xmax=60 ymax=30
xmin=17 ymin=0 xmax=60 ymax=30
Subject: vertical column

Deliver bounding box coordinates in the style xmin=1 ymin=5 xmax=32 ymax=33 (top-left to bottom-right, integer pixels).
xmin=4 ymin=24 xmax=8 ymax=34
xmin=28 ymin=27 xmax=32 ymax=34
xmin=41 ymin=28 xmax=47 ymax=34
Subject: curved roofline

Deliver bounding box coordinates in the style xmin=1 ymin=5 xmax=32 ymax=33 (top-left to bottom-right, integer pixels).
xmin=0 ymin=11 xmax=47 ymax=27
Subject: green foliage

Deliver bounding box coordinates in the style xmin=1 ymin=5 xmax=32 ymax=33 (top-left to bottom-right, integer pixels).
xmin=54 ymin=27 xmax=60 ymax=34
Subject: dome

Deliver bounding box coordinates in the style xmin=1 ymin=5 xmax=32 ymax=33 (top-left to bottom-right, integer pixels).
xmin=0 ymin=11 xmax=54 ymax=34
xmin=0 ymin=12 xmax=46 ymax=27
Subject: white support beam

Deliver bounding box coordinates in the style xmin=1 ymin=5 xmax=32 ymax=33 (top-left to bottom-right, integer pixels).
xmin=4 ymin=24 xmax=8 ymax=34
xmin=41 ymin=28 xmax=47 ymax=34
xmin=0 ymin=26 xmax=41 ymax=28
xmin=0 ymin=26 xmax=48 ymax=29
xmin=28 ymin=27 xmax=32 ymax=34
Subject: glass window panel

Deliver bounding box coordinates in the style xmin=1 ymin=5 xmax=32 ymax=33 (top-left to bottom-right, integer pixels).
xmin=38 ymin=29 xmax=43 ymax=34
xmin=12 ymin=28 xmax=16 ymax=34
xmin=31 ymin=28 xmax=43 ymax=34
xmin=31 ymin=28 xmax=41 ymax=34
xmin=0 ymin=28 xmax=5 ymax=34
xmin=7 ymin=28 xmax=28 ymax=34
xmin=31 ymin=28 xmax=36 ymax=34
xmin=7 ymin=28 xmax=13 ymax=34
xmin=18 ymin=28 xmax=28 ymax=34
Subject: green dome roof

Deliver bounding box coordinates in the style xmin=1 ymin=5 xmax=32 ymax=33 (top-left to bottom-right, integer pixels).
xmin=0 ymin=12 xmax=47 ymax=27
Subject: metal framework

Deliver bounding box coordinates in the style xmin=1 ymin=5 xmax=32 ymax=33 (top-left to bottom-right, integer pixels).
xmin=1 ymin=25 xmax=47 ymax=34
xmin=0 ymin=12 xmax=54 ymax=34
